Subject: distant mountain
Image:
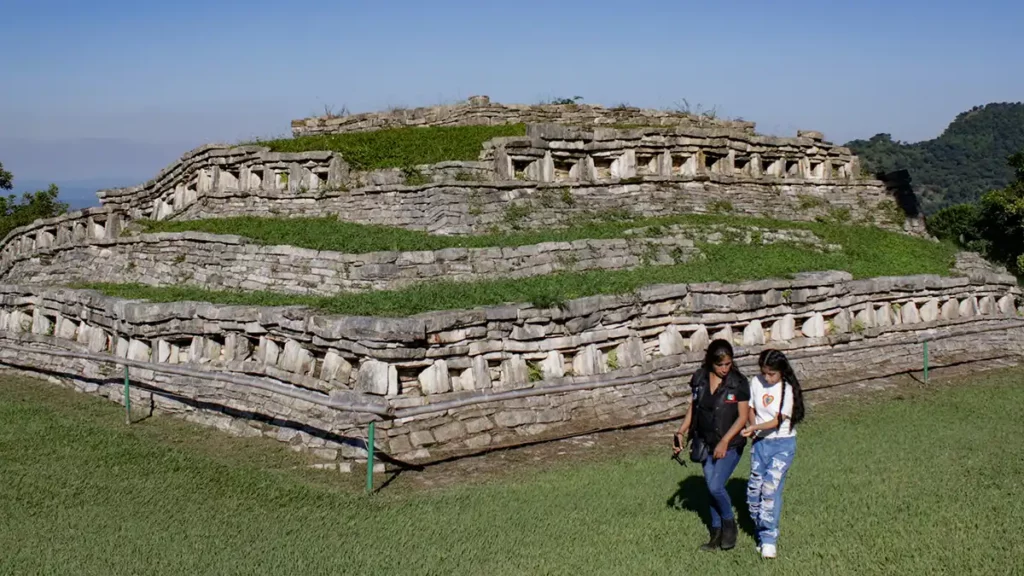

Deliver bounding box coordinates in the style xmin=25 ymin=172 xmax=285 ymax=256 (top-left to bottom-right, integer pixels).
xmin=846 ymin=102 xmax=1024 ymax=214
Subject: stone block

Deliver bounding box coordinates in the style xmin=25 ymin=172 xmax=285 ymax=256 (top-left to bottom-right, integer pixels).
xmin=617 ymin=337 xmax=645 ymax=368
xmin=801 ymin=313 xmax=826 ymax=338
xmin=875 ymin=305 xmax=892 ymax=327
xmin=356 ymin=359 xmax=397 ymax=396
xmin=541 ymin=350 xmax=565 ymax=379
xmin=259 ymin=337 xmax=280 ymax=365
xmin=494 ymin=410 xmax=536 ymax=428
xmin=157 ymin=340 xmax=171 ymax=363
xmin=979 ymin=296 xmax=996 ymax=315
xmin=711 ymin=325 xmax=734 ymax=343
xmin=418 ymin=360 xmax=452 ymax=395
xmin=127 ymin=339 xmax=151 ymax=361
xmin=464 ymin=434 xmax=493 ymax=449
xmin=959 ymin=297 xmax=979 ymax=318
xmin=832 ymin=309 xmax=852 ymax=333
xmin=688 ymin=325 xmax=710 ymax=352
xmin=321 ymin=350 xmax=353 ymax=384
xmin=116 ymin=337 xmax=130 ymax=359
xmin=87 ymin=328 xmax=109 ymax=353
xmin=742 ymin=320 xmax=765 ymax=347
xmin=472 ymin=356 xmax=492 ymax=389
xmin=658 ymin=325 xmax=686 ymax=356
xmin=901 ymin=301 xmax=920 ymax=324
xmin=854 ymin=306 xmax=875 ymax=329
xmin=464 ymin=417 xmax=494 ymax=434
xmin=431 ymin=421 xmax=467 ymax=443
xmin=572 ymin=344 xmax=604 ymax=376
xmin=501 ymin=356 xmax=528 ymax=386
xmin=410 ymin=430 xmax=435 ymax=447
xmin=998 ymin=295 xmax=1016 ymax=315
xmin=56 ymin=316 xmax=78 ymax=340
xmin=919 ymin=299 xmax=940 ymax=323
xmin=940 ymin=299 xmax=960 ymax=321
xmin=279 ymin=340 xmax=314 ymax=375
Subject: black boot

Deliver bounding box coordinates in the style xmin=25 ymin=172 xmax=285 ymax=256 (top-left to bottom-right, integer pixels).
xmin=720 ymin=518 xmax=738 ymax=550
xmin=699 ymin=527 xmax=722 ymax=551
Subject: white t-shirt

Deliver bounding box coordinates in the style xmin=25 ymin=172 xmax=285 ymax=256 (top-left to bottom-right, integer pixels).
xmin=748 ymin=375 xmax=796 ymax=439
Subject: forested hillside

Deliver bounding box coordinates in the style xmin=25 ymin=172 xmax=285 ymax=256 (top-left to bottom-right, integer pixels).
xmin=846 ymin=102 xmax=1024 ymax=214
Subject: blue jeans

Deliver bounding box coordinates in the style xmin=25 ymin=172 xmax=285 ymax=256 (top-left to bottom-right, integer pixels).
xmin=746 ymin=436 xmax=797 ymax=546
xmin=701 ymin=447 xmax=742 ymax=528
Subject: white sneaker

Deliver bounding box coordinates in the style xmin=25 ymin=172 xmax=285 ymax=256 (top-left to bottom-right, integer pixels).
xmin=761 ymin=544 xmax=777 ymax=559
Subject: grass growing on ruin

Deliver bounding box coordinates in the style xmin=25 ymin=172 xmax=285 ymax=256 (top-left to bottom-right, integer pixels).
xmin=79 ymin=224 xmax=957 ymax=317
xmin=138 ymin=212 xmax=943 ymax=257
xmin=247 ymin=124 xmax=527 ymax=170
xmin=2 ymin=367 xmax=1023 ymax=575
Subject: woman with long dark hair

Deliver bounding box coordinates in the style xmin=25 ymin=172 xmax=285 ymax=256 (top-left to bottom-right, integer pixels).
xmin=740 ymin=348 xmax=806 ymax=559
xmin=673 ymin=339 xmax=751 ymax=552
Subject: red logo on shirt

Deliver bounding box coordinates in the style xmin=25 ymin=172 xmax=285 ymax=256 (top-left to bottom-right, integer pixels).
xmin=762 ymin=394 xmax=775 ymax=407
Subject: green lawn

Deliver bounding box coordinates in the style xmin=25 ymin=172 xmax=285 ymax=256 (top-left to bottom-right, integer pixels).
xmin=247 ymin=124 xmax=526 ymax=170
xmin=81 ymin=219 xmax=957 ymax=316
xmin=1 ymin=368 xmax=1022 ymax=575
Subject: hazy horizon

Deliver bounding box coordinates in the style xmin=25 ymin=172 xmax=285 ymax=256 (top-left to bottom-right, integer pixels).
xmin=3 ymin=0 xmax=1022 ymax=205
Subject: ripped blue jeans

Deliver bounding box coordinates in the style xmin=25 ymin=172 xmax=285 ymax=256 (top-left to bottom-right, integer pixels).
xmin=746 ymin=436 xmax=797 ymax=546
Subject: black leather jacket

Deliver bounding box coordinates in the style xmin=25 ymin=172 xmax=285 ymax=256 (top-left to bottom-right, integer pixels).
xmin=689 ymin=367 xmax=751 ymax=450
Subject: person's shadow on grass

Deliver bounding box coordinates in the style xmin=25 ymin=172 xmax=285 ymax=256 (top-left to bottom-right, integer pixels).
xmin=666 ymin=475 xmax=757 ymax=539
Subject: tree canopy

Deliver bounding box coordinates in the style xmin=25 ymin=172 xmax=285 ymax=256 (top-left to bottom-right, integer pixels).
xmin=846 ymin=102 xmax=1024 ymax=214
xmin=0 ymin=162 xmax=69 ymax=239
xmin=927 ymin=150 xmax=1024 ymax=277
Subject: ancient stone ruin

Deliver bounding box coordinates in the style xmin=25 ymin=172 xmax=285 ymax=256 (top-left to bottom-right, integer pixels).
xmin=1 ymin=96 xmax=1020 ymax=470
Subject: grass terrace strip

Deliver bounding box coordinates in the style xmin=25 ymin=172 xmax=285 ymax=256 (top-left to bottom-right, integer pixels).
xmin=138 ymin=214 xmax=946 ymax=257
xmin=75 ymin=236 xmax=958 ymax=317
xmin=245 ymin=124 xmax=527 ymax=171
xmin=1 ymin=368 xmax=1022 ymax=574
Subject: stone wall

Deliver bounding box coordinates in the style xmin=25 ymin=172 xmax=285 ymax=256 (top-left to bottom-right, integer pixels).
xmin=290 ymin=95 xmax=757 ymax=137
xmin=174 ymin=179 xmax=907 ymax=235
xmin=85 ymin=122 xmax=917 ymax=236
xmin=1 ymin=264 xmax=1020 ymax=465
xmin=485 ymin=123 xmax=862 ymax=184
xmin=0 ymin=225 xmax=833 ymax=296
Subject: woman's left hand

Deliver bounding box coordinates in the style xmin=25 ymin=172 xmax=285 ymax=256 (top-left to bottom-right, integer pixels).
xmin=713 ymin=441 xmax=728 ymax=460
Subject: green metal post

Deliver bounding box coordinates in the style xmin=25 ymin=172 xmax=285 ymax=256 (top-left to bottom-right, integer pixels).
xmin=366 ymin=421 xmax=375 ymax=494
xmin=123 ymin=365 xmax=131 ymax=425
xmin=923 ymin=341 xmax=929 ymax=383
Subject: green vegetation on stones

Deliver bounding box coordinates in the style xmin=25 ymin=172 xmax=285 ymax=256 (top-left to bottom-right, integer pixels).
xmin=248 ymin=124 xmax=527 ymax=171
xmin=707 ymin=200 xmax=734 ymax=214
xmin=78 ymin=221 xmax=957 ymax=317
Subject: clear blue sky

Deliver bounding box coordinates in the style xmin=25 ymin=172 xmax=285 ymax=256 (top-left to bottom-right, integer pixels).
xmin=1 ymin=0 xmax=1022 ymax=192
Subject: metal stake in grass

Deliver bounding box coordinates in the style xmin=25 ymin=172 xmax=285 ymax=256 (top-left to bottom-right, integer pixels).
xmin=123 ymin=364 xmax=131 ymax=425
xmin=923 ymin=341 xmax=929 ymax=383
xmin=366 ymin=421 xmax=375 ymax=494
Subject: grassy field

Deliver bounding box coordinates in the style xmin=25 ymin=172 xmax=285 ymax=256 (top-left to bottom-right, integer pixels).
xmin=1 ymin=368 xmax=1022 ymax=575
xmin=247 ymin=124 xmax=526 ymax=170
xmin=82 ymin=218 xmax=957 ymax=316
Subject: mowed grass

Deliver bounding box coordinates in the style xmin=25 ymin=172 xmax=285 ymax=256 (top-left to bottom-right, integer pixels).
xmin=248 ymin=124 xmax=527 ymax=170
xmin=2 ymin=368 xmax=1023 ymax=575
xmin=80 ymin=220 xmax=957 ymax=316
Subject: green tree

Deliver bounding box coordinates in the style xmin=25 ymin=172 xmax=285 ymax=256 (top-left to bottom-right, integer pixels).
xmin=847 ymin=102 xmax=1024 ymax=214
xmin=0 ymin=161 xmax=12 ymax=191
xmin=0 ymin=163 xmax=69 ymax=239
xmin=928 ymin=151 xmax=1024 ymax=277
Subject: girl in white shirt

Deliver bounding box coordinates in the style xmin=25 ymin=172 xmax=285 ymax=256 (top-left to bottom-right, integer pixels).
xmin=741 ymin=349 xmax=805 ymax=559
